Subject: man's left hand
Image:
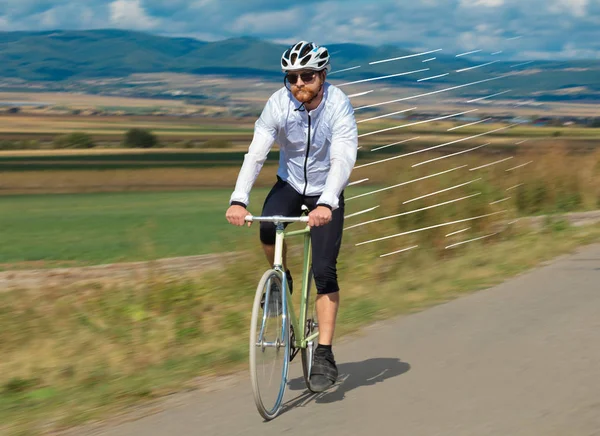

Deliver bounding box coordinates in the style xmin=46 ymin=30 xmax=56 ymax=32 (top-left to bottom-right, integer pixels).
xmin=308 ymin=206 xmax=332 ymax=227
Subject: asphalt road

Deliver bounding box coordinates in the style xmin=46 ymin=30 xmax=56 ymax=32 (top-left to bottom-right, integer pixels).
xmin=81 ymin=243 xmax=600 ymax=436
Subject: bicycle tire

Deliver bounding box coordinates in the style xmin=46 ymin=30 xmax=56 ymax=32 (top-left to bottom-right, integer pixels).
xmin=249 ymin=269 xmax=290 ymax=420
xmin=300 ymin=268 xmax=319 ymax=392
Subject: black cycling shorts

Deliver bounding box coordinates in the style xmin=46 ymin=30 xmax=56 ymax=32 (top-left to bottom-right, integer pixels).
xmin=259 ymin=177 xmax=344 ymax=295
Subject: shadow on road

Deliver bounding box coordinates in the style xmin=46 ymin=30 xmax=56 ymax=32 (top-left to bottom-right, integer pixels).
xmin=280 ymin=357 xmax=410 ymax=414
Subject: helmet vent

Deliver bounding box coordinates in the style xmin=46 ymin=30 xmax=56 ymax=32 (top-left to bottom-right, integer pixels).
xmin=299 ymin=43 xmax=313 ymax=58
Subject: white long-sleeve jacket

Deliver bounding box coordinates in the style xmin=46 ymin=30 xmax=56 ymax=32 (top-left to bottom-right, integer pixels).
xmin=229 ymin=82 xmax=358 ymax=211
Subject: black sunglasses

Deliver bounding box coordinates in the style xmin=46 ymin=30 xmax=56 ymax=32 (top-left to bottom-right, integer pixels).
xmin=286 ymin=71 xmax=317 ymax=84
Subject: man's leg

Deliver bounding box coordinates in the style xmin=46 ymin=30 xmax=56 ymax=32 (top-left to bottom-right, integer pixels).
xmin=307 ymin=195 xmax=345 ymax=391
xmin=309 ymin=201 xmax=344 ymax=345
xmin=259 ymin=178 xmax=302 ymax=293
xmin=315 ymin=291 xmax=339 ymax=345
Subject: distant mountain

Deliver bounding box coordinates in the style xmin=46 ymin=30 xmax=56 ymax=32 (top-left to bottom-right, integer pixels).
xmin=0 ymin=29 xmax=598 ymax=99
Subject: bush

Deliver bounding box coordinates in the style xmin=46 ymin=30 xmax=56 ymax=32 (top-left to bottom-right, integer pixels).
xmin=123 ymin=128 xmax=158 ymax=148
xmin=0 ymin=140 xmax=19 ymax=150
xmin=53 ymin=132 xmax=96 ymax=149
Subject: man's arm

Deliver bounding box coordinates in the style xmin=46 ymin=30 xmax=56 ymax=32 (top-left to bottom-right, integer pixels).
xmin=316 ymin=98 xmax=358 ymax=210
xmin=229 ymin=97 xmax=280 ymax=208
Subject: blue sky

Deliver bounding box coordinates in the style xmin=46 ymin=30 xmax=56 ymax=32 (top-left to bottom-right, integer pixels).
xmin=1 ymin=0 xmax=599 ymax=59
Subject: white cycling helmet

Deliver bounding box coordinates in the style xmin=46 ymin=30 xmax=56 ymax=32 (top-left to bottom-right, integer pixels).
xmin=281 ymin=41 xmax=330 ymax=72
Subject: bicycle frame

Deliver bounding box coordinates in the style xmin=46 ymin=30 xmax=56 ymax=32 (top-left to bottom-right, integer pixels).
xmin=273 ymin=222 xmax=319 ymax=349
xmin=247 ymin=213 xmax=318 ymax=350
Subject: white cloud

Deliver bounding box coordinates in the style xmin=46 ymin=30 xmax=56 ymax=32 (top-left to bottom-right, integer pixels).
xmin=190 ymin=0 xmax=218 ymax=8
xmin=520 ymin=46 xmax=600 ymax=60
xmin=460 ymin=0 xmax=505 ymax=7
xmin=109 ymin=0 xmax=159 ymax=30
xmin=80 ymin=7 xmax=95 ymax=26
xmin=39 ymin=9 xmax=58 ymax=27
xmin=0 ymin=15 xmax=11 ymax=30
xmin=549 ymin=0 xmax=589 ymax=17
xmin=229 ymin=7 xmax=301 ymax=35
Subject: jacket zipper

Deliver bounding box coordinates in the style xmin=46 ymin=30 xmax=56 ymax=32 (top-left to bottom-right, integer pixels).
xmin=303 ymin=113 xmax=311 ymax=196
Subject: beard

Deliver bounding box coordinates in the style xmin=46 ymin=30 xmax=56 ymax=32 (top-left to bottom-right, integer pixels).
xmin=292 ymin=86 xmax=320 ymax=103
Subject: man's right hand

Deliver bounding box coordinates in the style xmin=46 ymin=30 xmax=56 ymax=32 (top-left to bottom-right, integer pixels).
xmin=226 ymin=205 xmax=251 ymax=227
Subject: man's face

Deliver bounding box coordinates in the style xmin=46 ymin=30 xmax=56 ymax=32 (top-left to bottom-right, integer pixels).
xmin=287 ymin=70 xmax=324 ymax=103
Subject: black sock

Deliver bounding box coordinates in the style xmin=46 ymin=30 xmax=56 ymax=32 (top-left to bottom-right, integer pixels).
xmin=317 ymin=344 xmax=332 ymax=352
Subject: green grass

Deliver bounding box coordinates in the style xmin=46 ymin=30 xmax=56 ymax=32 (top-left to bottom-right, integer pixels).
xmin=0 ymin=184 xmax=380 ymax=268
xmin=0 ymin=151 xmax=278 ymax=171
xmin=0 ymin=189 xmax=261 ymax=267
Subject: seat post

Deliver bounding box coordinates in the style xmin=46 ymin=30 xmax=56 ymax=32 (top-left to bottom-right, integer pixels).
xmin=273 ymin=221 xmax=285 ymax=269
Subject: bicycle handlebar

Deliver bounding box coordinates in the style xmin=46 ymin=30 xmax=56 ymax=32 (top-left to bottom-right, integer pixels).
xmin=245 ymin=215 xmax=309 ymax=223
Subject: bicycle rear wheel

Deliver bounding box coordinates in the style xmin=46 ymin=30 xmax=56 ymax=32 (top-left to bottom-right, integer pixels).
xmin=300 ymin=268 xmax=319 ymax=392
xmin=249 ymin=269 xmax=290 ymax=420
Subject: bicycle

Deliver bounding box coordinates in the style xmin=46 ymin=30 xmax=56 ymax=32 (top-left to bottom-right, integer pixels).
xmin=245 ymin=206 xmax=319 ymax=420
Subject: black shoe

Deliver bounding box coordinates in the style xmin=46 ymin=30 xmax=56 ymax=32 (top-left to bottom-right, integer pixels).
xmin=309 ymin=346 xmax=338 ymax=392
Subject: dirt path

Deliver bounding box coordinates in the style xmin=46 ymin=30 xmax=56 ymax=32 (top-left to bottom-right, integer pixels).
xmin=0 ymin=252 xmax=241 ymax=291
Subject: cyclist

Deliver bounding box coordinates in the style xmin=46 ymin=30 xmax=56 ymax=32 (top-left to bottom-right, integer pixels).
xmin=226 ymin=41 xmax=358 ymax=392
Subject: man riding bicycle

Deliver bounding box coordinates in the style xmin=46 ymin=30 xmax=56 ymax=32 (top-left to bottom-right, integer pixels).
xmin=226 ymin=41 xmax=358 ymax=392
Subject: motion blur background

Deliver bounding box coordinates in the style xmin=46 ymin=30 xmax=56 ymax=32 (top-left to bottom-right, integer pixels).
xmin=1 ymin=1 xmax=599 ymax=434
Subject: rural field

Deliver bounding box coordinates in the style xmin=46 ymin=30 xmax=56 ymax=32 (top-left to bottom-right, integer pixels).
xmin=1 ymin=127 xmax=599 ymax=269
xmin=1 ymin=102 xmax=600 ymax=435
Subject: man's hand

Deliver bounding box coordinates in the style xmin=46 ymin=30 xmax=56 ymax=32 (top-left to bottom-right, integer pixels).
xmin=308 ymin=206 xmax=332 ymax=227
xmin=226 ymin=205 xmax=251 ymax=227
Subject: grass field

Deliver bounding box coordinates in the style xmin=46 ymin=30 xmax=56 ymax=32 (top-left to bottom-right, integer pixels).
xmin=0 ymin=114 xmax=254 ymax=139
xmin=1 ymin=143 xmax=598 ymax=268
xmin=0 ymin=92 xmax=204 ymax=110
xmin=0 ymin=189 xmax=258 ymax=267
xmin=0 ymin=183 xmax=382 ymax=269
xmin=3 ymin=87 xmax=600 ymax=117
xmin=0 ymin=113 xmax=598 ymax=145
xmin=0 ymin=150 xmax=270 ymax=171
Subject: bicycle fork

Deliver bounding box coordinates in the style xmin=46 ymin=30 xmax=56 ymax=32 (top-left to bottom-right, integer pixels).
xmin=257 ymin=223 xmax=288 ymax=351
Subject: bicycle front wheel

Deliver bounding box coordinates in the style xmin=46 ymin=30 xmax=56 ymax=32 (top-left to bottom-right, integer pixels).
xmin=249 ymin=269 xmax=290 ymax=420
